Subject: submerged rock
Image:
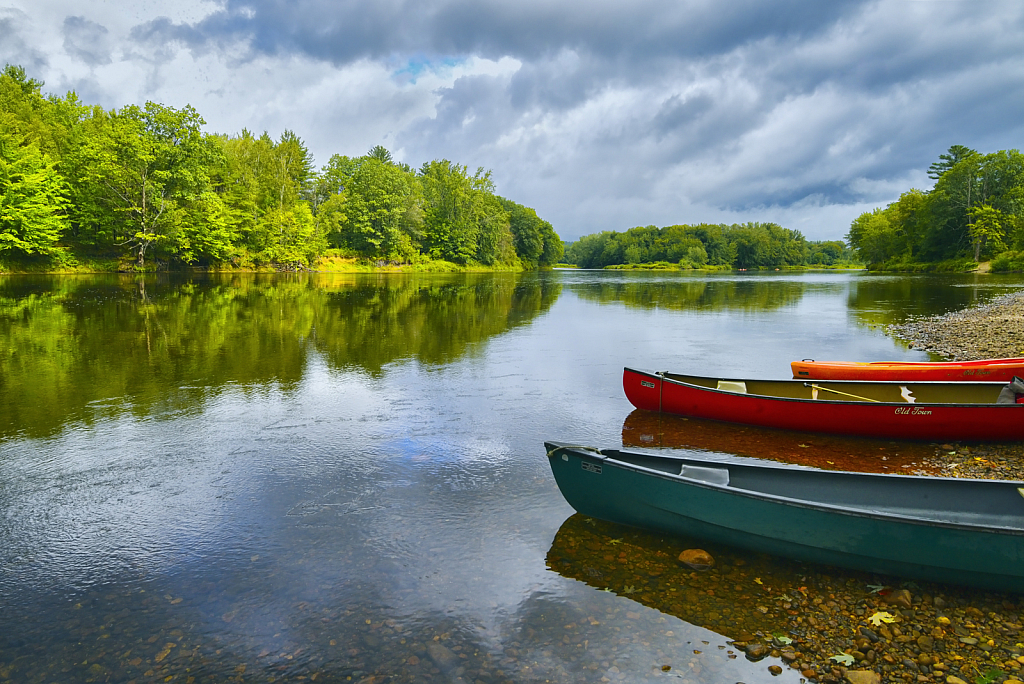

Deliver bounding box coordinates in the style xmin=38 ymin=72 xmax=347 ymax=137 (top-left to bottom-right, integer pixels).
xmin=678 ymin=548 xmax=715 ymax=570
xmin=846 ymin=670 xmax=881 ymax=684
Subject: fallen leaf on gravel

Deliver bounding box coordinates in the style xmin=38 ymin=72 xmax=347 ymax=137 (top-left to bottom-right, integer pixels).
xmin=868 ymin=611 xmax=896 ymax=626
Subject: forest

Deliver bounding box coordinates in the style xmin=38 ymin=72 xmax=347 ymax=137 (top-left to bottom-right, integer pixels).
xmin=0 ymin=65 xmax=563 ymax=272
xmin=564 ymin=222 xmax=853 ymax=270
xmin=846 ymin=145 xmax=1024 ymax=270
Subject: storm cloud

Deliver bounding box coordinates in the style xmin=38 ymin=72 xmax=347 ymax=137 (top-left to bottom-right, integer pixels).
xmin=5 ymin=0 xmax=1024 ymax=240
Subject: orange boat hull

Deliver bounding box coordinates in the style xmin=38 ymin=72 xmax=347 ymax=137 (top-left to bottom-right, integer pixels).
xmin=791 ymin=358 xmax=1024 ymax=382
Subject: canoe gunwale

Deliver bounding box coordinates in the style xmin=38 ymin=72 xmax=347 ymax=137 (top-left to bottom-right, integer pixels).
xmin=546 ymin=443 xmax=1024 ymax=537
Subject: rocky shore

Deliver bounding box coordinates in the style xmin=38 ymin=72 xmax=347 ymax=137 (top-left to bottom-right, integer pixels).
xmin=885 ymin=291 xmax=1024 ymax=362
xmin=777 ymin=289 xmax=1024 ymax=684
xmin=886 ymin=289 xmax=1024 ymax=481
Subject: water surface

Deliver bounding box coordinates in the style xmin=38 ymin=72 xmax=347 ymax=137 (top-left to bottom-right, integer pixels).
xmin=2 ymin=269 xmax=1021 ymax=683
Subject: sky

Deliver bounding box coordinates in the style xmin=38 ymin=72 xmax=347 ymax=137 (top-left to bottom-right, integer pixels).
xmin=2 ymin=0 xmax=1023 ymax=242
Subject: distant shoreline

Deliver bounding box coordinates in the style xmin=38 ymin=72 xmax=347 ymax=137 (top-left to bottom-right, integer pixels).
xmin=0 ymin=256 xmax=539 ymax=276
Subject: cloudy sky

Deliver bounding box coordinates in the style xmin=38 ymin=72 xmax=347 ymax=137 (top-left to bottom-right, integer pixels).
xmin=2 ymin=0 xmax=1023 ymax=242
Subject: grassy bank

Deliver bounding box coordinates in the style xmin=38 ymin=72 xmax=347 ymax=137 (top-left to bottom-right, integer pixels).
xmin=0 ymin=255 xmax=532 ymax=275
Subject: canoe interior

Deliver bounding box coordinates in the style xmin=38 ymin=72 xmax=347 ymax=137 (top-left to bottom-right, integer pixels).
xmin=662 ymin=371 xmax=1006 ymax=405
xmin=581 ymin=447 xmax=1024 ymax=532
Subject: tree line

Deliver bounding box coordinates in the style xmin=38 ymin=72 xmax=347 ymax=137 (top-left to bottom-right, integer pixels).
xmin=564 ymin=222 xmax=853 ymax=270
xmin=846 ymin=145 xmax=1024 ymax=269
xmin=0 ymin=65 xmax=562 ymax=270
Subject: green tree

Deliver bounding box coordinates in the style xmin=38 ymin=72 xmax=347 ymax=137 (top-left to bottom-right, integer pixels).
xmin=566 ymin=231 xmax=614 ymax=268
xmin=847 ymin=209 xmax=905 ymax=265
xmin=367 ymin=145 xmax=393 ymax=164
xmin=74 ymin=102 xmax=217 ymax=268
xmin=966 ymin=204 xmax=1006 ymax=261
xmin=0 ymin=129 xmax=70 ymax=256
xmin=928 ymin=145 xmax=978 ymax=181
xmin=342 ymin=158 xmax=415 ymax=258
xmin=420 ymin=160 xmax=505 ymax=263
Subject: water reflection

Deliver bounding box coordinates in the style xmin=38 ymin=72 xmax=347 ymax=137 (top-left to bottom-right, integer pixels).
xmin=845 ymin=273 xmax=1024 ymax=328
xmin=565 ymin=272 xmax=826 ymax=312
xmin=621 ymin=410 xmax=939 ymax=473
xmin=4 ymin=270 xmax=1023 ymax=684
xmin=0 ymin=272 xmax=561 ymax=439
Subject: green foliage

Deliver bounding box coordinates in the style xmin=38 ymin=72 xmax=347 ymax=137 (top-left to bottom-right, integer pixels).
xmin=564 ymin=222 xmax=815 ymax=270
xmin=69 ymin=101 xmax=219 ymax=268
xmin=0 ymin=129 xmax=70 ymax=256
xmin=0 ymin=65 xmax=560 ymax=272
xmin=927 ymin=144 xmax=977 ymax=180
xmin=974 ymin=668 xmax=1003 ymax=684
xmin=805 ymin=240 xmax=854 ymax=265
xmin=500 ymin=197 xmax=562 ymax=267
xmin=340 ymin=158 xmax=414 ymax=258
xmin=989 ymin=250 xmax=1024 ymax=272
xmin=847 ymin=145 xmax=1024 ymax=269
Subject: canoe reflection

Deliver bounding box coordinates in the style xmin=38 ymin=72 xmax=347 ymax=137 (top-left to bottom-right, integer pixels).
xmin=621 ymin=409 xmax=939 ymax=473
xmin=546 ymin=513 xmax=847 ymax=641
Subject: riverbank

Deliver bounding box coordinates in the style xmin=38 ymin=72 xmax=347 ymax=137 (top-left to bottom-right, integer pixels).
xmin=885 ymin=290 xmax=1024 ymax=362
xmin=798 ymin=289 xmax=1024 ymax=684
xmin=0 ymin=255 xmax=531 ymax=275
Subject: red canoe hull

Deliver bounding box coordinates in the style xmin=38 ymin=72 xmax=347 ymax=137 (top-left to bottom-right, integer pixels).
xmin=623 ymin=367 xmax=1024 ymax=441
xmin=792 ymin=358 xmax=1024 ymax=382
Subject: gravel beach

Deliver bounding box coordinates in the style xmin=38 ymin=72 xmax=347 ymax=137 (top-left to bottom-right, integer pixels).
xmin=765 ymin=288 xmax=1024 ymax=684
xmin=886 ymin=290 xmax=1024 ymax=363
xmin=886 ymin=288 xmax=1024 ymax=481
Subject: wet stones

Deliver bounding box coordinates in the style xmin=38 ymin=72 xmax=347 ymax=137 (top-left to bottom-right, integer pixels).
xmin=743 ymin=642 xmax=770 ymax=661
xmin=886 ymin=291 xmax=1024 ymax=361
xmin=885 ymin=589 xmax=913 ymax=610
xmin=846 ymin=670 xmax=882 ymax=684
xmin=678 ymin=548 xmax=715 ymax=570
xmin=426 ymin=642 xmax=458 ymax=668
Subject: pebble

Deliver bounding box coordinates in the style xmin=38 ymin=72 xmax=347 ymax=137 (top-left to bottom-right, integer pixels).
xmin=679 ymin=548 xmax=715 ymax=570
xmin=847 ymin=671 xmax=882 ymax=684
xmin=886 ymin=291 xmax=1024 ymax=363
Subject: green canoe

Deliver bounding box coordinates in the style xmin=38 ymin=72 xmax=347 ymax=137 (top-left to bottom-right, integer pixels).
xmin=545 ymin=442 xmax=1024 ymax=592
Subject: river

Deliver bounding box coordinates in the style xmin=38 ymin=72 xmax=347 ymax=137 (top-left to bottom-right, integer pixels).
xmin=1 ymin=269 xmax=1021 ymax=683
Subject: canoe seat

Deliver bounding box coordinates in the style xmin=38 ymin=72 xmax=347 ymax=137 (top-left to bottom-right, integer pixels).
xmin=679 ymin=464 xmax=730 ymax=486
xmin=716 ymin=380 xmax=747 ymax=394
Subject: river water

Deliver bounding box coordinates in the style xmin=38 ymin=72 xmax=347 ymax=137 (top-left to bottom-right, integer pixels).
xmin=1 ymin=270 xmax=1022 ymax=683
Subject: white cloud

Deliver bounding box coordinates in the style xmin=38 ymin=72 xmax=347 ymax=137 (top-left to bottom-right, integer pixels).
xmin=4 ymin=0 xmax=1024 ymax=242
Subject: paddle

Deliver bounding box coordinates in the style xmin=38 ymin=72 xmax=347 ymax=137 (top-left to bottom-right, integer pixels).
xmin=803 ymin=383 xmax=880 ymax=403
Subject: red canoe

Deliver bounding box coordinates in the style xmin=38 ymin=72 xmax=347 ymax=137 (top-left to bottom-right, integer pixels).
xmin=792 ymin=358 xmax=1024 ymax=382
xmin=623 ymin=367 xmax=1024 ymax=441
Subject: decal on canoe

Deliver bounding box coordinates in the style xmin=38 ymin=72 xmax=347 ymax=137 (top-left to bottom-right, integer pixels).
xmin=641 ymin=380 xmax=656 ymax=388
xmin=581 ymin=462 xmax=602 ymax=474
xmin=894 ymin=407 xmax=933 ymax=415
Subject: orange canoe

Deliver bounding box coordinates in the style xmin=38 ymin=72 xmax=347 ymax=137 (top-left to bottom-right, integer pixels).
xmin=792 ymin=358 xmax=1024 ymax=382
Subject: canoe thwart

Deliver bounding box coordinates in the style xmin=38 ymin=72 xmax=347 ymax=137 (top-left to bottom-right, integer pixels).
xmin=679 ymin=464 xmax=730 ymax=486
xmin=716 ymin=380 xmax=747 ymax=393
